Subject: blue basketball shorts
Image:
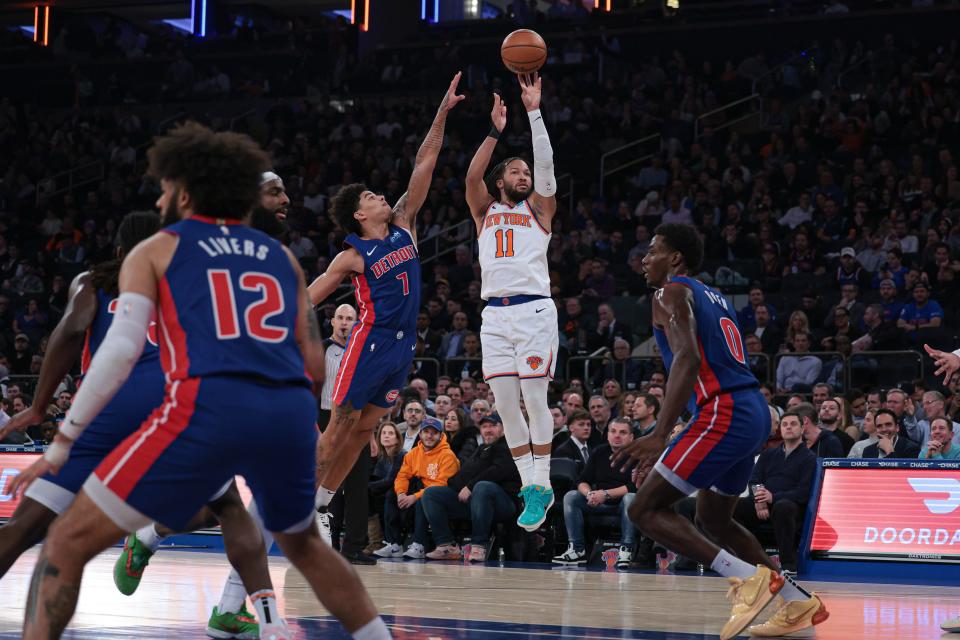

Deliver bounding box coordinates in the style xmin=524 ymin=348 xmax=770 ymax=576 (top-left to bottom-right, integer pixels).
xmin=654 ymin=387 xmax=769 ymax=496
xmin=331 ymin=324 xmax=416 ymax=409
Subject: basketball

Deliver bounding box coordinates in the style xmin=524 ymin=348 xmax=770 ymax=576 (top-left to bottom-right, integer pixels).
xmin=500 ymin=29 xmax=547 ymax=74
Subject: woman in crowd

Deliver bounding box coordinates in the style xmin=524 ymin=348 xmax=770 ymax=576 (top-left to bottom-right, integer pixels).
xmin=444 ymin=408 xmax=479 ymax=459
xmin=785 ymin=310 xmax=811 ymax=350
xmin=367 ymin=422 xmax=405 ymax=555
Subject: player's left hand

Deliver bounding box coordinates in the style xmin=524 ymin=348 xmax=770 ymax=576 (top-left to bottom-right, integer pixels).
xmin=5 ymin=455 xmax=58 ymax=499
xmin=518 ymin=72 xmax=541 ymax=112
xmin=924 ymin=344 xmax=960 ymax=385
xmin=439 ymin=71 xmax=466 ymax=113
xmin=611 ymin=433 xmax=667 ymax=474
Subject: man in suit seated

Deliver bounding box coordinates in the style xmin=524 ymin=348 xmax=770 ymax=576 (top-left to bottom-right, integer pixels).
xmin=553 ymin=409 xmax=593 ymax=473
xmin=587 ymin=303 xmax=633 ymax=352
xmin=857 ymin=408 xmax=920 ymax=459
xmin=751 ymin=304 xmax=783 ymax=355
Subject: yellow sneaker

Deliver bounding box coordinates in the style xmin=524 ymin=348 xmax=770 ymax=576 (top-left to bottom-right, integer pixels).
xmin=719 ymin=565 xmax=784 ymax=640
xmin=942 ymin=616 xmax=960 ymax=632
xmin=749 ymin=595 xmax=830 ymax=636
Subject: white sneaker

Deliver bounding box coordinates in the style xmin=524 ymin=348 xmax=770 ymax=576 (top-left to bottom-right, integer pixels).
xmin=616 ymin=545 xmax=633 ymax=568
xmin=403 ymin=542 xmax=426 ymax=559
xmin=552 ymin=544 xmax=586 ymax=565
xmin=373 ymin=542 xmax=403 ymax=558
xmin=259 ymin=621 xmax=292 ymax=640
xmin=315 ymin=510 xmax=332 ymax=546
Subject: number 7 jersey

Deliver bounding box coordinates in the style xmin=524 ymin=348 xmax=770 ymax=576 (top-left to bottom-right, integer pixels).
xmin=653 ymin=275 xmax=758 ymax=412
xmin=478 ymin=200 xmax=551 ymax=300
xmin=157 ymin=215 xmax=307 ymax=385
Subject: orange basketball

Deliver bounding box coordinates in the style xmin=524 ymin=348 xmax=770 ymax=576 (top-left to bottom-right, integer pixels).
xmin=501 ymin=29 xmax=547 ymax=74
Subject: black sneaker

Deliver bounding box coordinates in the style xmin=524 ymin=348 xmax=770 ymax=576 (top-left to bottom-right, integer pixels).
xmin=340 ymin=549 xmax=377 ymax=565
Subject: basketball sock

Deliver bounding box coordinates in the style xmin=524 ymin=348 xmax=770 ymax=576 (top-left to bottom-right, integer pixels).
xmin=532 ymin=454 xmax=551 ymax=488
xmin=513 ymin=453 xmax=535 ymax=487
xmin=251 ymin=589 xmax=280 ymax=626
xmin=136 ymin=524 xmax=163 ymax=553
xmin=709 ymin=549 xmax=757 ymax=580
xmin=315 ymin=486 xmax=336 ymax=510
xmin=352 ymin=616 xmax=391 ymax=640
xmin=218 ymin=570 xmax=246 ymax=614
xmin=780 ymin=574 xmax=813 ymax=602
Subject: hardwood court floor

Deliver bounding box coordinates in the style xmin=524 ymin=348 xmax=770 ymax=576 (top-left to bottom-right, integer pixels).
xmin=1 ymin=547 xmax=958 ymax=639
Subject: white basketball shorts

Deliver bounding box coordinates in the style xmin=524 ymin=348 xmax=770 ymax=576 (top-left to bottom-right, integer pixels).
xmin=481 ymin=299 xmax=559 ymax=381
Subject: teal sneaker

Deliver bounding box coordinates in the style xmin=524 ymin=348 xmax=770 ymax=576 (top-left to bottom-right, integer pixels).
xmin=113 ymin=533 xmax=154 ymax=596
xmin=206 ymin=604 xmax=259 ymax=639
xmin=517 ymin=485 xmax=554 ymax=532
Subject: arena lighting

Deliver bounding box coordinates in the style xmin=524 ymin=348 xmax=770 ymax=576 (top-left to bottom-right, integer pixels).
xmin=191 ymin=0 xmax=207 ymax=37
xmin=351 ymin=0 xmax=355 ymax=24
xmin=593 ymin=0 xmax=611 ymax=11
xmin=33 ymin=6 xmax=38 ymax=42
xmin=421 ymin=0 xmax=426 ymax=20
xmin=363 ymin=0 xmax=369 ymax=31
xmin=43 ymin=5 xmax=48 ymax=45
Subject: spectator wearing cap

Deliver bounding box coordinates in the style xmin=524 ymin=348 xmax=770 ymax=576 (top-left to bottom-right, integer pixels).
xmin=420 ymin=413 xmax=522 ymax=562
xmin=919 ymin=418 xmax=960 ymax=460
xmin=858 ymin=408 xmax=920 ymax=459
xmin=896 ymin=281 xmax=943 ymax=344
xmin=384 ymin=417 xmax=460 ymax=559
xmin=776 ymin=332 xmax=821 ymax=393
xmin=553 ymin=418 xmax=639 ymax=568
xmin=10 ymin=333 xmax=32 ymax=375
xmin=835 ymin=248 xmax=868 ymax=289
xmin=873 ymin=248 xmax=908 ymax=290
xmin=734 ymin=410 xmax=816 ymax=572
xmin=738 ymin=286 xmax=778 ymax=331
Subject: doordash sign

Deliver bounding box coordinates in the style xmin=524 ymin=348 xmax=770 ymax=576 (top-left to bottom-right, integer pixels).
xmin=0 ymin=453 xmax=42 ymax=519
xmin=809 ymin=467 xmax=960 ymax=562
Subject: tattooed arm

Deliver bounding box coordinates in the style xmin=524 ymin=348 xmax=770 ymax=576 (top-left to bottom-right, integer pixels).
xmin=392 ymin=72 xmax=465 ymax=244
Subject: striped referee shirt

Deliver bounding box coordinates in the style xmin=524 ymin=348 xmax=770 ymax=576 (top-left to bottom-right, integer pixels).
xmin=320 ymin=336 xmax=347 ymax=411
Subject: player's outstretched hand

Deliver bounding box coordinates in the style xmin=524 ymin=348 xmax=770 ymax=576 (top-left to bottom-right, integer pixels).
xmin=612 ymin=433 xmax=667 ymax=474
xmin=518 ymin=71 xmax=541 ymax=112
xmin=491 ymin=93 xmax=507 ymax=133
xmin=439 ymin=71 xmax=466 ymax=113
xmin=0 ymin=405 xmax=45 ymax=442
xmin=924 ymin=344 xmax=960 ymax=385
xmin=5 ymin=454 xmax=58 ymax=500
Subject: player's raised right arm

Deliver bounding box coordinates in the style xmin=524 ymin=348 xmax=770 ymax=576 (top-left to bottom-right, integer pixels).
xmin=0 ymin=272 xmax=97 ymax=439
xmin=465 ymin=94 xmax=506 ymax=230
xmin=307 ymin=248 xmax=364 ymax=306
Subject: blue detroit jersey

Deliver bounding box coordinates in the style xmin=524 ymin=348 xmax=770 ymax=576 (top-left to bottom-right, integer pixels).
xmin=82 ymin=288 xmax=161 ymax=374
xmin=158 ymin=216 xmax=307 ymax=384
xmin=653 ymin=275 xmax=758 ymax=411
xmin=344 ymin=224 xmax=420 ymax=332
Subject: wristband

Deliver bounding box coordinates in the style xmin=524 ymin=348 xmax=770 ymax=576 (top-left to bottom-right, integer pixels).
xmin=44 ymin=439 xmax=72 ymax=467
xmin=488 ymin=126 xmax=501 ymax=141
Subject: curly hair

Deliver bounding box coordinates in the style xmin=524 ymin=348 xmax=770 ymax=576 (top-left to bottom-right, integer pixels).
xmin=90 ymin=211 xmax=161 ymax=295
xmin=484 ymin=156 xmax=525 ymax=199
xmin=147 ymin=122 xmax=269 ymax=220
xmin=654 ymin=223 xmax=704 ymax=273
xmin=329 ymin=183 xmax=366 ymax=235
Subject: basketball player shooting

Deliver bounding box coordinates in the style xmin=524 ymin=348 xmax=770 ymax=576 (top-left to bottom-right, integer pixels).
xmin=611 ymin=225 xmax=827 ymax=639
xmin=307 ymin=73 xmax=464 ymax=530
xmin=465 ymin=72 xmax=559 ymax=532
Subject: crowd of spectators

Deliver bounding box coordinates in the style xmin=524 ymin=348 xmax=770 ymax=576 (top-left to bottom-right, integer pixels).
xmin=3 ymin=3 xmax=960 ymax=570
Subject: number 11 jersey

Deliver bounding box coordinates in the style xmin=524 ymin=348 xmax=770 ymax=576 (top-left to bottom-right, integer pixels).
xmin=478 ymin=200 xmax=551 ymax=301
xmin=159 ymin=215 xmax=307 ymax=385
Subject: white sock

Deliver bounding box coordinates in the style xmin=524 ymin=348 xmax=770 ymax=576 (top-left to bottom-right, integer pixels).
xmin=218 ymin=570 xmax=246 ymax=614
xmin=709 ymin=549 xmax=757 ymax=580
xmin=532 ymin=454 xmax=551 ymax=488
xmin=513 ymin=453 xmax=535 ymax=487
xmin=315 ymin=486 xmax=336 ymax=509
xmin=137 ymin=524 xmax=164 ymax=553
xmin=780 ymin=574 xmax=812 ymax=602
xmin=352 ymin=616 xmax=391 ymax=640
xmin=251 ymin=589 xmax=281 ymax=627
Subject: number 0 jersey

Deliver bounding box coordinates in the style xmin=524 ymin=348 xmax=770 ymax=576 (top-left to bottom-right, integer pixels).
xmin=158 ymin=215 xmax=307 ymax=385
xmin=478 ymin=200 xmax=551 ymax=301
xmin=652 ymin=275 xmax=758 ymax=411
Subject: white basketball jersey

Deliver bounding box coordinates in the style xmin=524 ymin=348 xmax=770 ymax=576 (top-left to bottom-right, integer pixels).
xmin=478 ymin=200 xmax=551 ymax=300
